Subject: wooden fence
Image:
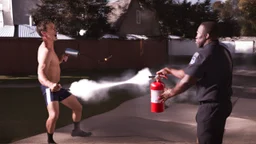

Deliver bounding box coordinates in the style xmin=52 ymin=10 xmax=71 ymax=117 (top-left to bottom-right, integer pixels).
xmin=0 ymin=38 xmax=168 ymax=75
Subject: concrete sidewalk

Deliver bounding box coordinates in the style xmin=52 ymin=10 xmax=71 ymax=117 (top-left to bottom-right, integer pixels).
xmin=9 ymin=65 xmax=256 ymax=144
xmin=14 ymin=94 xmax=256 ymax=144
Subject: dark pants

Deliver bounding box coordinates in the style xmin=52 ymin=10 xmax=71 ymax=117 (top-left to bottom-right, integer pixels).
xmin=196 ymin=101 xmax=232 ymax=144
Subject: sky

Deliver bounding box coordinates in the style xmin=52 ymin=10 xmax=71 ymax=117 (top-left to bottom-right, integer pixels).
xmin=176 ymin=0 xmax=227 ymax=4
xmin=108 ymin=0 xmax=227 ymax=4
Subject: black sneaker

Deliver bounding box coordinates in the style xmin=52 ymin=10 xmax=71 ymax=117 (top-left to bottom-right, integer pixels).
xmin=48 ymin=140 xmax=57 ymax=144
xmin=71 ymin=130 xmax=92 ymax=137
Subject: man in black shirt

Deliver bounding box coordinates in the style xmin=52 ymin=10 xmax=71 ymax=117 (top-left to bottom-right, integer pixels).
xmin=156 ymin=21 xmax=233 ymax=144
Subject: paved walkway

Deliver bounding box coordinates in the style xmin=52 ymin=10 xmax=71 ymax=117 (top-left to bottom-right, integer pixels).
xmin=8 ymin=66 xmax=256 ymax=143
xmin=13 ymin=94 xmax=256 ymax=144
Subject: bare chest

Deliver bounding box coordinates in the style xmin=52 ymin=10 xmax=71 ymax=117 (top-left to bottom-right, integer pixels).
xmin=50 ymin=52 xmax=59 ymax=66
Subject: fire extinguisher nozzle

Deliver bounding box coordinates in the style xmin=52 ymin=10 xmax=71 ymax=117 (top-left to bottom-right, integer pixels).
xmin=149 ymin=75 xmax=156 ymax=78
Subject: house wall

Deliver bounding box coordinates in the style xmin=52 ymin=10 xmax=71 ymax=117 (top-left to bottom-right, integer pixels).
xmin=12 ymin=0 xmax=40 ymax=25
xmin=0 ymin=5 xmax=3 ymax=27
xmin=168 ymin=39 xmax=198 ymax=56
xmin=0 ymin=0 xmax=13 ymax=25
xmin=118 ymin=0 xmax=161 ymax=36
xmin=167 ymin=39 xmax=256 ymax=65
xmin=168 ymin=39 xmax=256 ymax=56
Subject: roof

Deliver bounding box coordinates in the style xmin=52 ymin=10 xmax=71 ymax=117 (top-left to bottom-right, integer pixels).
xmin=0 ymin=25 xmax=14 ymax=37
xmin=106 ymin=0 xmax=153 ymax=28
xmin=220 ymin=37 xmax=256 ymax=41
xmin=0 ymin=24 xmax=73 ymax=39
xmin=107 ymin=0 xmax=132 ymax=27
xmin=18 ymin=25 xmax=73 ymax=39
xmin=18 ymin=25 xmax=40 ymax=38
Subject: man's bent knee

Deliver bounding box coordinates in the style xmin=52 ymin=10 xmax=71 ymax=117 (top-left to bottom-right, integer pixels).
xmin=73 ymin=103 xmax=82 ymax=113
xmin=62 ymin=95 xmax=83 ymax=113
xmin=48 ymin=113 xmax=59 ymax=121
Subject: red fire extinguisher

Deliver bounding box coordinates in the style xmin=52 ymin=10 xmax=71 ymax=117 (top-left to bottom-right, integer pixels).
xmin=149 ymin=75 xmax=165 ymax=113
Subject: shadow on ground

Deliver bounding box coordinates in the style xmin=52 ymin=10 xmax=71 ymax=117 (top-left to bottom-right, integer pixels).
xmin=2 ymin=55 xmax=256 ymax=143
xmin=55 ymin=116 xmax=196 ymax=144
xmin=0 ymin=75 xmax=149 ymax=143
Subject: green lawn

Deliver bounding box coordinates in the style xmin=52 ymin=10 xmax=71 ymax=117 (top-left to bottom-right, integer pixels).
xmin=0 ymin=74 xmax=142 ymax=143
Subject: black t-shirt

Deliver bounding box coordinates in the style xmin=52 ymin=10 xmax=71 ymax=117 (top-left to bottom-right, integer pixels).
xmin=183 ymin=40 xmax=233 ymax=103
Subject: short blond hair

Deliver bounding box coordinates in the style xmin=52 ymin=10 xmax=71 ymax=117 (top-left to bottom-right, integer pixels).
xmin=36 ymin=19 xmax=54 ymax=37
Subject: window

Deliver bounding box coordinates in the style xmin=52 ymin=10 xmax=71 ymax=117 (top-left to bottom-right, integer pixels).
xmin=136 ymin=10 xmax=141 ymax=24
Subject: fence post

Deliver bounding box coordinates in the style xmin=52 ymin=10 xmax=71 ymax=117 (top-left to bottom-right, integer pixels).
xmin=254 ymin=40 xmax=256 ymax=53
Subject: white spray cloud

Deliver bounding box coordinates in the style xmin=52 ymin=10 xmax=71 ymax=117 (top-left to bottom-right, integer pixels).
xmin=69 ymin=66 xmax=198 ymax=105
xmin=176 ymin=0 xmax=226 ymax=4
xmin=69 ymin=68 xmax=152 ymax=103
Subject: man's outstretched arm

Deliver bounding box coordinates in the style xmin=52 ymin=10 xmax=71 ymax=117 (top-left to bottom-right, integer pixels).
xmin=156 ymin=67 xmax=185 ymax=79
xmin=159 ymin=74 xmax=197 ymax=102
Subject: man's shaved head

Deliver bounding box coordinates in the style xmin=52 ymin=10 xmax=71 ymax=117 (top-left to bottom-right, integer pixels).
xmin=200 ymin=21 xmax=218 ymax=38
xmin=195 ymin=21 xmax=219 ymax=48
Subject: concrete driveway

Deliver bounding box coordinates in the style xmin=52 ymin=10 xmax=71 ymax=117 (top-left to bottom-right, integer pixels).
xmin=13 ymin=66 xmax=256 ymax=144
xmin=13 ymin=94 xmax=256 ymax=144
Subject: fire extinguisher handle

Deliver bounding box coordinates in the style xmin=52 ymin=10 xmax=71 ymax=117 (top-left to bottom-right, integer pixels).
xmin=148 ymin=75 xmax=160 ymax=79
xmin=149 ymin=75 xmax=162 ymax=82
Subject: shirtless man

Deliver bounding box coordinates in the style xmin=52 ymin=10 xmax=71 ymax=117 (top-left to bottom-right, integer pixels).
xmin=36 ymin=20 xmax=91 ymax=144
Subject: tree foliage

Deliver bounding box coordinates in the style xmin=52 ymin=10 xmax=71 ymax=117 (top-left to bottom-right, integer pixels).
xmin=212 ymin=0 xmax=256 ymax=36
xmin=143 ymin=0 xmax=217 ymax=38
xmin=238 ymin=0 xmax=256 ymax=36
xmin=212 ymin=0 xmax=240 ymax=37
xmin=31 ymin=0 xmax=256 ymax=38
xmin=30 ymin=0 xmax=112 ymax=38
